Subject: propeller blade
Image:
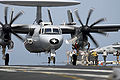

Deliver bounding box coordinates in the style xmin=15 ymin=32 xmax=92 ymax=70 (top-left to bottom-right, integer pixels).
xmin=90 ymin=18 xmax=105 ymax=28
xmin=11 ymin=30 xmax=24 ymax=42
xmin=86 ymin=9 xmax=93 ymax=26
xmin=0 ymin=21 xmax=4 ymax=26
xmin=4 ymin=7 xmax=8 ymax=24
xmin=87 ymin=33 xmax=99 ymax=48
xmin=47 ymin=9 xmax=53 ymax=25
xmin=74 ymin=9 xmax=84 ymax=26
xmin=10 ymin=11 xmax=23 ymax=25
xmin=67 ymin=10 xmax=74 ymax=23
xmin=10 ymin=8 xmax=14 ymax=23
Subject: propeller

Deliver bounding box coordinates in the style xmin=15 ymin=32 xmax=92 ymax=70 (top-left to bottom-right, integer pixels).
xmin=0 ymin=7 xmax=24 ymax=43
xmin=73 ymin=9 xmax=106 ymax=48
xmin=0 ymin=7 xmax=25 ymax=60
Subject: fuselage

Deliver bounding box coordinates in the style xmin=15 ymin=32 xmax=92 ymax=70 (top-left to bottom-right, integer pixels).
xmin=24 ymin=24 xmax=63 ymax=53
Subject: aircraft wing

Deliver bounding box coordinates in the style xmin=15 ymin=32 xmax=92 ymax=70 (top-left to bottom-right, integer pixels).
xmin=60 ymin=24 xmax=120 ymax=34
xmin=8 ymin=24 xmax=120 ymax=34
xmin=11 ymin=24 xmax=36 ymax=34
xmin=11 ymin=24 xmax=76 ymax=34
xmin=59 ymin=25 xmax=76 ymax=34
xmin=91 ymin=24 xmax=120 ymax=32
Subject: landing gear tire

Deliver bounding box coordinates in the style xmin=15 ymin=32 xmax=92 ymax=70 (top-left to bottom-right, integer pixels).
xmin=48 ymin=57 xmax=50 ymax=64
xmin=53 ymin=57 xmax=55 ymax=64
xmin=5 ymin=53 xmax=9 ymax=65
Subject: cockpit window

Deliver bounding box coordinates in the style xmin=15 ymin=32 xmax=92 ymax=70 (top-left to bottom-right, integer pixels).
xmin=53 ymin=29 xmax=59 ymax=34
xmin=42 ymin=28 xmax=61 ymax=35
xmin=45 ymin=28 xmax=51 ymax=34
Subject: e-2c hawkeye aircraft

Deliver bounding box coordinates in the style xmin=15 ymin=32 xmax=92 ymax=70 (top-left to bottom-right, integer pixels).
xmin=0 ymin=0 xmax=80 ymax=65
xmin=0 ymin=0 xmax=120 ymax=65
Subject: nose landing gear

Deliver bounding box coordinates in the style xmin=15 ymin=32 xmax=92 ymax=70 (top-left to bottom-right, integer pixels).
xmin=48 ymin=56 xmax=55 ymax=64
xmin=48 ymin=49 xmax=56 ymax=65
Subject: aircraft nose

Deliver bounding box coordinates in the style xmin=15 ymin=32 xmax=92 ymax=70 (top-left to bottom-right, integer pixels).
xmin=49 ymin=38 xmax=59 ymax=44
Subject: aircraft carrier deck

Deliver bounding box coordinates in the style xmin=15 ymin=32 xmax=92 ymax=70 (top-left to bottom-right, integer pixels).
xmin=0 ymin=64 xmax=119 ymax=80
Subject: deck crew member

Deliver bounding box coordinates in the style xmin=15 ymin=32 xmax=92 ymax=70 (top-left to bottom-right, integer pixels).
xmin=102 ymin=50 xmax=107 ymax=65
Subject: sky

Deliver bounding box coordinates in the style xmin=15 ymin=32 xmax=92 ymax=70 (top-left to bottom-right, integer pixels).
xmin=0 ymin=0 xmax=120 ymax=65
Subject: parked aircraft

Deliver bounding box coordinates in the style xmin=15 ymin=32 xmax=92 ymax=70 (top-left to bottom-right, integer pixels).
xmin=91 ymin=42 xmax=120 ymax=54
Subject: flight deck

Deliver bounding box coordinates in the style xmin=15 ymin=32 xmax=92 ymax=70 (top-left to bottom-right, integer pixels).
xmin=0 ymin=65 xmax=118 ymax=80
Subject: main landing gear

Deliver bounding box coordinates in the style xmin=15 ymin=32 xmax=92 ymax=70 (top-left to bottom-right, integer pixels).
xmin=2 ymin=46 xmax=10 ymax=65
xmin=72 ymin=53 xmax=77 ymax=65
xmin=5 ymin=53 xmax=9 ymax=65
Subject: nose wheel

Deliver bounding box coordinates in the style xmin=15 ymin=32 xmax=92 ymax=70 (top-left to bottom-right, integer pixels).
xmin=48 ymin=57 xmax=50 ymax=64
xmin=53 ymin=57 xmax=55 ymax=64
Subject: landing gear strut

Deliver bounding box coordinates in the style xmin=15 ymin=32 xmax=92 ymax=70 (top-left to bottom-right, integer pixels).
xmin=2 ymin=46 xmax=10 ymax=65
xmin=2 ymin=46 xmax=6 ymax=60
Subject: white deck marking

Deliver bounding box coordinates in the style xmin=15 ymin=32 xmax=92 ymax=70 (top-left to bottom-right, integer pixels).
xmin=30 ymin=67 xmax=113 ymax=73
xmin=0 ymin=66 xmax=112 ymax=73
xmin=27 ymin=71 xmax=110 ymax=78
xmin=0 ymin=69 xmax=16 ymax=72
xmin=0 ymin=66 xmax=112 ymax=78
